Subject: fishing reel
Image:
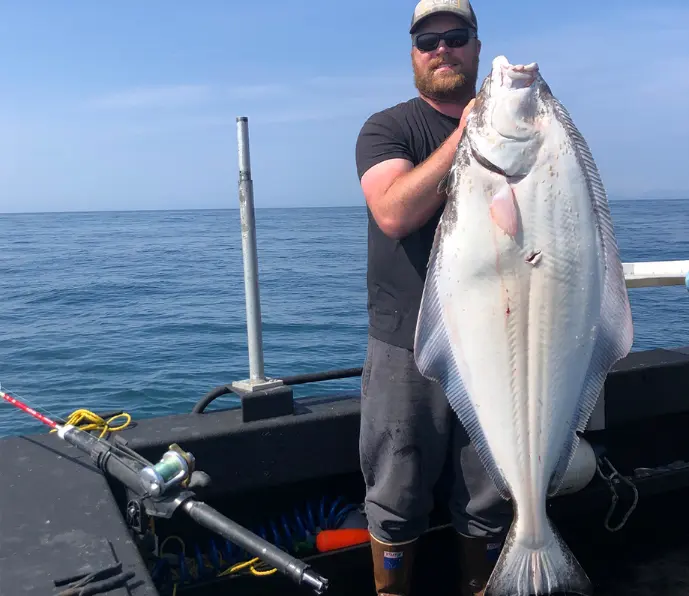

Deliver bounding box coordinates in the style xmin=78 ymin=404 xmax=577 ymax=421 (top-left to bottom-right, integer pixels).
xmin=126 ymin=443 xmax=211 ymax=538
xmin=139 ymin=443 xmax=196 ymax=498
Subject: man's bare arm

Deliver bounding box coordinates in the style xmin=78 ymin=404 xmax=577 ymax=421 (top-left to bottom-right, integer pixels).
xmin=361 ymin=99 xmax=474 ymax=240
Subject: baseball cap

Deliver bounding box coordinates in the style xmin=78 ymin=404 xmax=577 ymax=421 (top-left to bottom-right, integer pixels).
xmin=410 ymin=0 xmax=478 ymax=34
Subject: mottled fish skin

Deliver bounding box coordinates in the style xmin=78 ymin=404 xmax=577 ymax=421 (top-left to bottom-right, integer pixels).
xmin=414 ymin=55 xmax=633 ymax=596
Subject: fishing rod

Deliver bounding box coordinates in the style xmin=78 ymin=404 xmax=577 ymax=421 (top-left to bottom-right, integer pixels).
xmin=0 ymin=387 xmax=329 ymax=595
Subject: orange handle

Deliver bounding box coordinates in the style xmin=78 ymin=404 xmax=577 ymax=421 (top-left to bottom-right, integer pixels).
xmin=316 ymin=528 xmax=371 ymax=552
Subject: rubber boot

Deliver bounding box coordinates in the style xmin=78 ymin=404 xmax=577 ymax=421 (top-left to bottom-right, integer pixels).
xmin=457 ymin=534 xmax=503 ymax=596
xmin=369 ymin=534 xmax=418 ymax=595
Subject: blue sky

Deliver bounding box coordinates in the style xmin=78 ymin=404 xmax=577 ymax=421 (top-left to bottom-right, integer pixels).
xmin=0 ymin=0 xmax=687 ymax=213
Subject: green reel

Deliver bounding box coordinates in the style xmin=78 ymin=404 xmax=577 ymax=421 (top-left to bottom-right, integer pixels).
xmin=139 ymin=444 xmax=195 ymax=498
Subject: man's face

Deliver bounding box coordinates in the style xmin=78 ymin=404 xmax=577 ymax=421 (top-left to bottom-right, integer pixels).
xmin=411 ymin=14 xmax=481 ymax=103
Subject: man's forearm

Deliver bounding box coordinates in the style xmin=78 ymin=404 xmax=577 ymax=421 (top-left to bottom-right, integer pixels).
xmin=381 ymin=126 xmax=462 ymax=238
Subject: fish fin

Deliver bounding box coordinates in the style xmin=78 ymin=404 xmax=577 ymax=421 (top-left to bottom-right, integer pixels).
xmin=485 ymin=515 xmax=592 ymax=596
xmin=438 ymin=160 xmax=460 ymax=196
xmin=437 ymin=170 xmax=451 ymax=195
xmin=546 ymin=98 xmax=634 ymax=496
xmin=414 ymin=237 xmax=511 ymax=500
xmin=488 ymin=183 xmax=518 ymax=237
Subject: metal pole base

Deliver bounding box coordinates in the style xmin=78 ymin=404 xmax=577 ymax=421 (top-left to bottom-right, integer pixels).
xmin=231 ymin=378 xmax=283 ymax=392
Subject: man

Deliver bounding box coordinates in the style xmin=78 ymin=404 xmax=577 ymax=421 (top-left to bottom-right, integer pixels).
xmin=354 ymin=1 xmax=513 ymax=594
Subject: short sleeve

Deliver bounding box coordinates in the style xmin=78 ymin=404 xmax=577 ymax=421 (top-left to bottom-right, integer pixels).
xmin=355 ymin=110 xmax=414 ymax=181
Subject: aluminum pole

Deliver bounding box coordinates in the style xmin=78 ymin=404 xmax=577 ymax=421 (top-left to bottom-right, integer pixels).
xmin=236 ymin=117 xmax=265 ymax=382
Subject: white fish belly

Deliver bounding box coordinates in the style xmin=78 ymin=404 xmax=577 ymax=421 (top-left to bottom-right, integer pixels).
xmin=436 ymin=123 xmax=605 ymax=539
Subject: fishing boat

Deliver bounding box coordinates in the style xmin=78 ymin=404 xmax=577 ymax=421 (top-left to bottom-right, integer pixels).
xmin=1 ymin=117 xmax=689 ymax=596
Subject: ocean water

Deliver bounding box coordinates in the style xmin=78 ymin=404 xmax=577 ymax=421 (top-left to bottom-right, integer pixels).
xmin=1 ymin=200 xmax=688 ymax=437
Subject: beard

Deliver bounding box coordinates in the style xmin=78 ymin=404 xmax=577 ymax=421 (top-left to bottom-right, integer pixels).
xmin=412 ymin=52 xmax=479 ymax=103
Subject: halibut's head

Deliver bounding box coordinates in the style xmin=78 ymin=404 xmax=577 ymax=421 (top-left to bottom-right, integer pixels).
xmin=465 ymin=55 xmax=553 ymax=178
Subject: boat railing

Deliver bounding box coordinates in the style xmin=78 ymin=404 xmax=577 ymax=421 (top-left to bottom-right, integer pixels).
xmin=216 ymin=116 xmax=689 ymax=419
xmin=623 ymin=260 xmax=689 ymax=288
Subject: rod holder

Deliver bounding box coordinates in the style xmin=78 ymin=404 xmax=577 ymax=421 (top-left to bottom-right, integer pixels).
xmin=233 ymin=117 xmax=281 ymax=393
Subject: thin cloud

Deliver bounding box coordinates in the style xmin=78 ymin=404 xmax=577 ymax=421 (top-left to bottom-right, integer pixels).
xmin=85 ymin=82 xmax=296 ymax=112
xmin=84 ymin=71 xmax=413 ymax=114
xmin=239 ymin=74 xmax=414 ymax=123
xmin=87 ymin=84 xmax=213 ymax=110
xmin=225 ymin=83 xmax=292 ymax=99
xmin=307 ymin=74 xmax=410 ymax=89
xmin=250 ymin=97 xmax=385 ymax=125
xmin=77 ymin=72 xmax=414 ymax=126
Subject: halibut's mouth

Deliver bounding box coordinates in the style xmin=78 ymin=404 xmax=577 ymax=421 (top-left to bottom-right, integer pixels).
xmin=497 ymin=60 xmax=539 ymax=89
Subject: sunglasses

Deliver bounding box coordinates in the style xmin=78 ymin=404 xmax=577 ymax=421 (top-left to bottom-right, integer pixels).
xmin=413 ymin=28 xmax=477 ymax=52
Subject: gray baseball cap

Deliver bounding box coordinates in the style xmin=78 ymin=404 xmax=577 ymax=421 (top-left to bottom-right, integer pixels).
xmin=410 ymin=0 xmax=478 ymax=34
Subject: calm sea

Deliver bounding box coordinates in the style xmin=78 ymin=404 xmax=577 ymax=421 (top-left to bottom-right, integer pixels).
xmin=1 ymin=201 xmax=688 ymax=437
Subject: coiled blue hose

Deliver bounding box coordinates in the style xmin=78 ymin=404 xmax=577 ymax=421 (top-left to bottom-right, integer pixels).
xmin=253 ymin=495 xmax=359 ymax=554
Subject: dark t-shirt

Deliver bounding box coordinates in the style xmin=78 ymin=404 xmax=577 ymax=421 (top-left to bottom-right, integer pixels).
xmin=355 ymin=96 xmax=460 ymax=350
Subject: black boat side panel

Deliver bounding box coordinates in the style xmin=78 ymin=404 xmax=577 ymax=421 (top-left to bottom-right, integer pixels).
xmin=125 ymin=392 xmax=363 ymax=498
xmin=606 ymin=347 xmax=689 ymax=426
xmin=0 ymin=434 xmax=158 ymax=596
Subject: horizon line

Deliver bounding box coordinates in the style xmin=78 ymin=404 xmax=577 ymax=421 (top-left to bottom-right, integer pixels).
xmin=0 ymin=202 xmax=365 ymax=216
xmin=1 ymin=195 xmax=687 ymax=216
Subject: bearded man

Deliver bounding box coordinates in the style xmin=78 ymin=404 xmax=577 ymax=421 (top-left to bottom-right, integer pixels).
xmin=355 ymin=1 xmax=513 ymax=594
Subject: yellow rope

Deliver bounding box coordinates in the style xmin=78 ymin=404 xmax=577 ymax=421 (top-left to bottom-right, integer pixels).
xmin=219 ymin=556 xmax=277 ymax=577
xmin=159 ymin=535 xmax=277 ymax=582
xmin=49 ymin=408 xmax=132 ymax=438
xmin=249 ymin=564 xmax=278 ymax=577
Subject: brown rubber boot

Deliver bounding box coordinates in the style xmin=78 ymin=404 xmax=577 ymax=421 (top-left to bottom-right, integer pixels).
xmin=369 ymin=534 xmax=418 ymax=595
xmin=457 ymin=534 xmax=503 ymax=596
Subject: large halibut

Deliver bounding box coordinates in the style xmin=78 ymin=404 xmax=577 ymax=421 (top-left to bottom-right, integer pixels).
xmin=414 ymin=56 xmax=634 ymax=596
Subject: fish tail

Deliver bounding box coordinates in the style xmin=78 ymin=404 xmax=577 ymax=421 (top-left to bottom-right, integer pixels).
xmin=485 ymin=516 xmax=592 ymax=596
